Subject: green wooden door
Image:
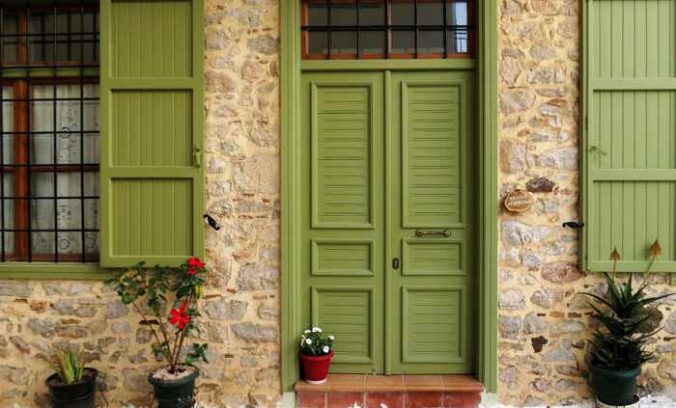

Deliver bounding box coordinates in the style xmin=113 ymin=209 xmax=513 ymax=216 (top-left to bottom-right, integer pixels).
xmin=300 ymin=71 xmax=474 ymax=374
xmin=388 ymin=71 xmax=475 ymax=373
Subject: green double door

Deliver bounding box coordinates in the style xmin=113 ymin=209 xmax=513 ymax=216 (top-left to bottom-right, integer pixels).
xmin=300 ymin=70 xmax=475 ymax=374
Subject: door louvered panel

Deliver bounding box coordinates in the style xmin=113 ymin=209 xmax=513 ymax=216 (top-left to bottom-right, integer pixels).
xmin=312 ymin=84 xmax=373 ymax=228
xmin=402 ymin=83 xmax=461 ymax=227
xmin=402 ymin=288 xmax=464 ymax=363
xmin=583 ymin=0 xmax=676 ymax=272
xmin=312 ymin=287 xmax=374 ymax=364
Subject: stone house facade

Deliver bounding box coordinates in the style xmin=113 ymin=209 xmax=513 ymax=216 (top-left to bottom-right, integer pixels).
xmin=0 ymin=0 xmax=674 ymax=407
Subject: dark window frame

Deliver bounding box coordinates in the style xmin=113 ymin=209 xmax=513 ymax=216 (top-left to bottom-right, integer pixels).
xmin=301 ymin=0 xmax=476 ymax=60
xmin=0 ymin=2 xmax=100 ymax=263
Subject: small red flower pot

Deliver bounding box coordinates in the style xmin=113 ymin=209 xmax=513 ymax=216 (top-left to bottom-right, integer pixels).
xmin=300 ymin=351 xmax=334 ymax=384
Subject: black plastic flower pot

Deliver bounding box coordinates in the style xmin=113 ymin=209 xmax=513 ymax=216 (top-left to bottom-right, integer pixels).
xmin=46 ymin=368 xmax=97 ymax=408
xmin=590 ymin=363 xmax=640 ymax=406
xmin=148 ymin=366 xmax=199 ymax=408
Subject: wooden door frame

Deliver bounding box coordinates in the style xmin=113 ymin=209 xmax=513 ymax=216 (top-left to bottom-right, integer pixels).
xmin=280 ymin=0 xmax=499 ymax=392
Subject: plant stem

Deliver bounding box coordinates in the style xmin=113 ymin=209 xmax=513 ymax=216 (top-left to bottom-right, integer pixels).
xmin=131 ymin=301 xmax=173 ymax=368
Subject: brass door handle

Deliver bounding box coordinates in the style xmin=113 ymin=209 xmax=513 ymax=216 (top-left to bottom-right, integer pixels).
xmin=415 ymin=229 xmax=451 ymax=238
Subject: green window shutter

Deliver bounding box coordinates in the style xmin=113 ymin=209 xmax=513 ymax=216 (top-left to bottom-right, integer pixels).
xmin=582 ymin=0 xmax=676 ymax=273
xmin=99 ymin=0 xmax=205 ymax=267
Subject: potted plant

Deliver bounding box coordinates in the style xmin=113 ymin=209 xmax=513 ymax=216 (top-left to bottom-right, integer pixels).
xmin=299 ymin=327 xmax=335 ymax=384
xmin=46 ymin=351 xmax=97 ymax=408
xmin=108 ymin=258 xmax=209 ymax=408
xmin=581 ymin=241 xmax=673 ymax=407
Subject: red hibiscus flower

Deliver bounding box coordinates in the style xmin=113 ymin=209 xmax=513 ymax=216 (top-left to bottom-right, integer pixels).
xmin=169 ymin=302 xmax=190 ymax=330
xmin=187 ymin=257 xmax=205 ymax=276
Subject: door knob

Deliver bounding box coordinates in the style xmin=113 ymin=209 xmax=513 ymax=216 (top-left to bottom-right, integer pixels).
xmin=392 ymin=258 xmax=400 ymax=270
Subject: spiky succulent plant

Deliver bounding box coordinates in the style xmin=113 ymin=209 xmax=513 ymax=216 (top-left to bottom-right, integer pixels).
xmin=581 ymin=241 xmax=673 ymax=370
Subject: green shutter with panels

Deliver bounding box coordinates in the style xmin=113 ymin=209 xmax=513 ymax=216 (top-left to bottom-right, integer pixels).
xmin=582 ymin=0 xmax=676 ymax=272
xmin=99 ymin=0 xmax=204 ymax=267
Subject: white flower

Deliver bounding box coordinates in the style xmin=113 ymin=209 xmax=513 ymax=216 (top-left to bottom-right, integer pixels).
xmin=323 ymin=346 xmax=330 ymax=354
xmin=312 ymin=327 xmax=322 ymax=333
xmin=328 ymin=335 xmax=335 ymax=341
xmin=305 ymin=338 xmax=312 ymax=345
xmin=304 ymin=329 xmax=311 ymax=334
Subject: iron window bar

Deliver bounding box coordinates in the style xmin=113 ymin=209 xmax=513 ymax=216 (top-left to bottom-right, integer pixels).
xmin=0 ymin=0 xmax=100 ymax=263
xmin=302 ymin=0 xmax=475 ymax=59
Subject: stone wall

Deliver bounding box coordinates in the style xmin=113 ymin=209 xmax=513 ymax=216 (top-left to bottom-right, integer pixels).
xmin=1 ymin=0 xmax=675 ymax=407
xmin=497 ymin=0 xmax=676 ymax=405
xmin=0 ymin=0 xmax=282 ymax=406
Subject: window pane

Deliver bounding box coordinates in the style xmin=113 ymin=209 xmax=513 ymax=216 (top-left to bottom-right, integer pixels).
xmin=391 ymin=1 xmax=414 ymax=26
xmin=330 ymin=3 xmax=357 ymax=26
xmin=308 ymin=4 xmax=328 ymax=26
xmin=331 ymin=31 xmax=357 ymax=55
xmin=83 ymin=231 xmax=98 ymax=261
xmin=30 ymin=84 xmax=100 ymax=165
xmin=392 ymin=30 xmax=415 ymax=54
xmin=1 ymin=13 xmax=19 ymax=64
xmin=447 ymin=29 xmax=468 ymax=53
xmin=360 ymin=1 xmax=385 ymax=26
xmin=308 ymin=31 xmax=328 ymax=56
xmin=418 ymin=30 xmax=444 ymax=54
xmin=447 ymin=1 xmax=469 ymax=26
xmin=360 ymin=31 xmax=386 ymax=55
xmin=417 ymin=0 xmax=444 ymax=26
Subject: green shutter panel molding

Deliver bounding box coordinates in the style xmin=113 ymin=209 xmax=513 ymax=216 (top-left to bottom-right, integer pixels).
xmin=100 ymin=0 xmax=205 ymax=267
xmin=582 ymin=0 xmax=676 ymax=273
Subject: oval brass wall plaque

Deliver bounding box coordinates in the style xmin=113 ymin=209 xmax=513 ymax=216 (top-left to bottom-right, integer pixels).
xmin=504 ymin=190 xmax=534 ymax=213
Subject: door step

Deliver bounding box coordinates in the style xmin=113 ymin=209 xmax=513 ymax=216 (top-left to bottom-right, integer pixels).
xmin=295 ymin=374 xmax=483 ymax=408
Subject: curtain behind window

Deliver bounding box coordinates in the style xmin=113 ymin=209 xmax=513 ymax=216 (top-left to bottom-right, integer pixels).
xmin=0 ymin=85 xmax=99 ymax=257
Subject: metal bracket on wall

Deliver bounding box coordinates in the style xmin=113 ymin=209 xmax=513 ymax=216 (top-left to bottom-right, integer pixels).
xmin=562 ymin=221 xmax=585 ymax=229
xmin=203 ymin=214 xmax=221 ymax=231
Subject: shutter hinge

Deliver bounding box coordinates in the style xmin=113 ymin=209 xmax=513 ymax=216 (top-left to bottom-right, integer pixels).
xmin=193 ymin=147 xmax=202 ymax=168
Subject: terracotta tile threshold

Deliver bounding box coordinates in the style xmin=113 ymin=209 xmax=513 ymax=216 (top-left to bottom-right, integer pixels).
xmin=296 ymin=374 xmax=482 ymax=408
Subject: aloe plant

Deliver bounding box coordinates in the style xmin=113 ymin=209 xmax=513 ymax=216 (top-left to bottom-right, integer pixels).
xmin=54 ymin=351 xmax=85 ymax=384
xmin=581 ymin=241 xmax=673 ymax=370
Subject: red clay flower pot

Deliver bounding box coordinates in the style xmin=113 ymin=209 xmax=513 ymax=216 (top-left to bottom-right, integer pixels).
xmin=300 ymin=351 xmax=334 ymax=384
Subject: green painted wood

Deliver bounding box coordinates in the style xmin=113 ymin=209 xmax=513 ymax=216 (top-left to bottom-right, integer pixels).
xmin=302 ymin=59 xmax=477 ymax=72
xmin=389 ymin=71 xmax=475 ymax=374
xmin=299 ymin=71 xmax=475 ymax=375
xmin=300 ymin=72 xmax=385 ymax=374
xmin=476 ymin=0 xmax=499 ymax=392
xmin=280 ymin=0 xmax=304 ymax=391
xmin=582 ymin=0 xmax=676 ymax=273
xmin=100 ymin=0 xmax=204 ymax=268
xmin=280 ymin=0 xmax=499 ymax=392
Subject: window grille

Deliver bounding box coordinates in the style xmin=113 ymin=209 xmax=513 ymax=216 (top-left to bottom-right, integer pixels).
xmin=302 ymin=0 xmax=475 ymax=59
xmin=0 ymin=1 xmax=99 ymax=263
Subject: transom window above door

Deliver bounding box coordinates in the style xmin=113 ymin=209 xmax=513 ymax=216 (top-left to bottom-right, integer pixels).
xmin=0 ymin=1 xmax=100 ymax=263
xmin=302 ymin=0 xmax=474 ymax=59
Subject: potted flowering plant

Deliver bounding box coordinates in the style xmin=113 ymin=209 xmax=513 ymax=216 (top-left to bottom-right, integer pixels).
xmin=299 ymin=327 xmax=335 ymax=384
xmin=108 ymin=258 xmax=209 ymax=408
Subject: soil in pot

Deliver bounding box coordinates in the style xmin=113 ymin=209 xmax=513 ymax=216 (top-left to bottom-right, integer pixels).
xmin=46 ymin=368 xmax=97 ymax=408
xmin=148 ymin=365 xmax=199 ymax=408
xmin=591 ymin=363 xmax=640 ymax=406
xmin=300 ymin=351 xmax=334 ymax=384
